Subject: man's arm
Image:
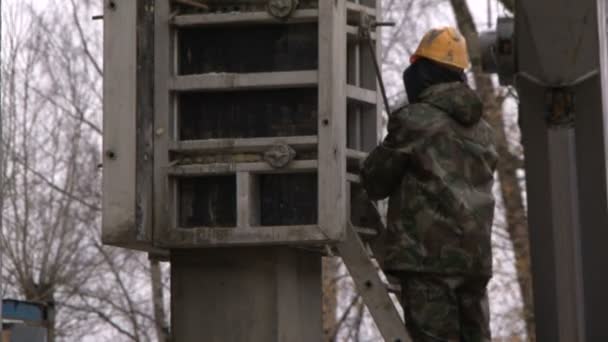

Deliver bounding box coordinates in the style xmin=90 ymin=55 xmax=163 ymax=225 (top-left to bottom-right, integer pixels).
xmin=361 ymin=108 xmax=418 ymax=200
xmin=360 ymin=144 xmax=408 ymax=200
xmin=361 ymin=105 xmax=442 ymax=200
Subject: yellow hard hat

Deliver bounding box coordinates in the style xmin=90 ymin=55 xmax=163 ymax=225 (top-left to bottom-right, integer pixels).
xmin=411 ymin=27 xmax=470 ymax=70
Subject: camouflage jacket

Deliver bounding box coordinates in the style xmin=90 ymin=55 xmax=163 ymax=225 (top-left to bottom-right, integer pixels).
xmin=361 ymin=82 xmax=498 ymax=276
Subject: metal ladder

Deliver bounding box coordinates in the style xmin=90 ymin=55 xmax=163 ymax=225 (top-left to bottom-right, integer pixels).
xmin=337 ymin=223 xmax=412 ymax=342
xmin=333 ymin=15 xmax=411 ymax=342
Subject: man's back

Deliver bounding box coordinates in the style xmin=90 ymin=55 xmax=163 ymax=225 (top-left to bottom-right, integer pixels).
xmin=362 ymin=82 xmax=498 ymax=276
xmin=365 ymin=26 xmax=497 ymax=341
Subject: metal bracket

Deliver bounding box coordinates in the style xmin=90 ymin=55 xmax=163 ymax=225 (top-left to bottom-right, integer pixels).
xmin=518 ymin=70 xmax=599 ymax=127
xmin=546 ymin=88 xmax=575 ymax=127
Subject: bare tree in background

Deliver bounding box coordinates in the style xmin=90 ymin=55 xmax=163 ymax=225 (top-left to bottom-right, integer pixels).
xmin=1 ymin=1 xmax=169 ymax=341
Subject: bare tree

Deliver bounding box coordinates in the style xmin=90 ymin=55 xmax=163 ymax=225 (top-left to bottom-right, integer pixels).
xmin=1 ymin=1 xmax=169 ymax=341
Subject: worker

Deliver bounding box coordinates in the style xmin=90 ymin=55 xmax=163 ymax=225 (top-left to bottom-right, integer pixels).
xmin=361 ymin=27 xmax=498 ymax=342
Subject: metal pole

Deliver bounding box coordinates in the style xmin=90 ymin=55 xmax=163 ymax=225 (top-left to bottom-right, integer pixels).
xmin=171 ymin=248 xmax=322 ymax=342
xmin=365 ymin=22 xmax=395 ymax=115
xmin=516 ymin=0 xmax=608 ymax=340
xmin=366 ymin=36 xmax=391 ymax=115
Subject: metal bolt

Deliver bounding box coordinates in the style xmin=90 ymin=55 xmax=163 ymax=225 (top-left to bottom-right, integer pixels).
xmin=364 ymin=280 xmax=373 ymax=289
xmin=108 ymin=0 xmax=117 ymax=10
xmin=106 ymin=150 xmax=117 ymax=160
xmin=322 ymin=119 xmax=329 ymax=126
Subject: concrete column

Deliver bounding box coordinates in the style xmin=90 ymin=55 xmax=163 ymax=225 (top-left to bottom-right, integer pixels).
xmin=171 ymin=248 xmax=322 ymax=342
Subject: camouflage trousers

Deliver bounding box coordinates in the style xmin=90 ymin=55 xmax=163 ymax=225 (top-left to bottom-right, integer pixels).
xmin=399 ymin=274 xmax=491 ymax=342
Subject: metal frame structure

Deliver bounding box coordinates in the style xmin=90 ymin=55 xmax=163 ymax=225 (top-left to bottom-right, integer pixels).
xmin=103 ymin=0 xmax=382 ymax=250
xmin=102 ymin=2 xmax=413 ymax=341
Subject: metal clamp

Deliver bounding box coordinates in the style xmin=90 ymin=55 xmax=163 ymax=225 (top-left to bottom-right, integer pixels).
xmin=263 ymin=144 xmax=296 ymax=169
xmin=267 ymin=0 xmax=299 ymax=20
xmin=546 ymin=88 xmax=575 ymax=127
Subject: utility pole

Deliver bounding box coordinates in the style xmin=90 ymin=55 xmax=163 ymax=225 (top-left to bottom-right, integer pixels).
xmin=482 ymin=1 xmax=608 ymax=340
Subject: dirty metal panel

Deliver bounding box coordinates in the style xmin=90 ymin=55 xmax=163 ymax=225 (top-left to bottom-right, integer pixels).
xmin=178 ymin=24 xmax=318 ymax=75
xmin=135 ymin=0 xmax=156 ymax=246
xmin=259 ymin=173 xmax=318 ymax=226
xmin=178 ymin=88 xmax=318 ymax=140
xmin=103 ymin=0 xmax=159 ymax=252
xmin=347 ymin=104 xmax=362 ymax=150
xmin=178 ymin=176 xmax=237 ymax=228
xmin=347 ymin=102 xmax=377 ymax=152
xmin=359 ymin=42 xmax=377 ymax=91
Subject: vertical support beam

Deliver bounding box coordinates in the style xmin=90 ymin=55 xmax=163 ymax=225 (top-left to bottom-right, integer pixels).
xmin=572 ymin=74 xmax=608 ymax=342
xmin=154 ymin=0 xmax=172 ymax=242
xmin=518 ymin=78 xmax=559 ymax=342
xmin=237 ymin=172 xmax=251 ymax=228
xmin=135 ymin=0 xmax=155 ymax=244
xmin=516 ymin=0 xmax=608 ymax=340
xmin=102 ymin=0 xmax=138 ymax=244
xmin=319 ymin=0 xmax=347 ymax=240
xmin=547 ymin=129 xmax=585 ymax=341
xmin=102 ymin=0 xmax=159 ymax=252
xmin=171 ymin=248 xmax=322 ymax=342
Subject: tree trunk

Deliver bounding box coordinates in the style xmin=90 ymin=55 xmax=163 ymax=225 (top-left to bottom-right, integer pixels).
xmin=449 ymin=0 xmax=535 ymax=340
xmin=150 ymin=259 xmax=169 ymax=342
xmin=322 ymin=257 xmax=339 ymax=341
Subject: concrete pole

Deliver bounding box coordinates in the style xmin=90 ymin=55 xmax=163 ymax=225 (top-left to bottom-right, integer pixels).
xmin=171 ymin=248 xmax=322 ymax=342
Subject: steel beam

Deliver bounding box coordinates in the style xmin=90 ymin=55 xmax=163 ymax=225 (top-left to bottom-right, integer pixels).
xmin=517 ymin=0 xmax=608 ymax=340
